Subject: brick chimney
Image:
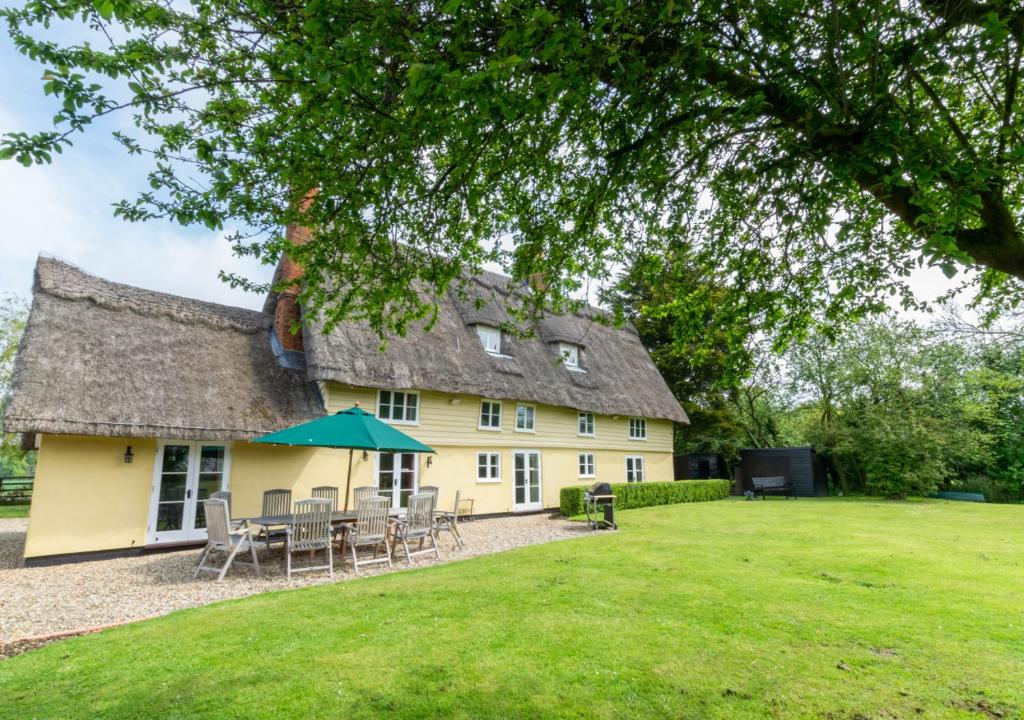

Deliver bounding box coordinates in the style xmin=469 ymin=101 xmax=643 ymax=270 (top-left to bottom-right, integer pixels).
xmin=272 ymin=192 xmax=316 ymax=353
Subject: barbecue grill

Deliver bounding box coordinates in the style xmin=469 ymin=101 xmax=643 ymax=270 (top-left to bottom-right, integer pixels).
xmin=583 ymin=482 xmax=617 ymax=530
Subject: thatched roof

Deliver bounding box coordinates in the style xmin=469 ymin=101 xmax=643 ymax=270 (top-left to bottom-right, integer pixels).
xmin=4 ymin=258 xmax=686 ymax=439
xmin=304 ymin=271 xmax=688 ymax=423
xmin=2 ymin=258 xmax=323 ymax=439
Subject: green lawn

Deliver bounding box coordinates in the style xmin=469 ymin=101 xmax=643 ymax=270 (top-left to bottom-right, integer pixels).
xmin=1 ymin=498 xmax=1021 ymax=719
xmin=0 ymin=504 xmax=28 ymax=519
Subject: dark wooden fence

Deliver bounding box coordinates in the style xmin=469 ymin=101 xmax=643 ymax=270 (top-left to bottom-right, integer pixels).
xmin=0 ymin=476 xmax=34 ymax=505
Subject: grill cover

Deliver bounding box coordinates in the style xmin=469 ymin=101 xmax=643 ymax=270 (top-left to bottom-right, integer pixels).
xmin=588 ymin=482 xmax=613 ymax=497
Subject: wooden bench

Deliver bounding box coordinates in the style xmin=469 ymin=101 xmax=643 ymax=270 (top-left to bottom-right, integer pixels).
xmin=751 ymin=476 xmax=795 ymax=499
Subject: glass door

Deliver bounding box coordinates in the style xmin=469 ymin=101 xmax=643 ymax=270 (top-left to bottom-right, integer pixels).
xmin=513 ymin=450 xmax=542 ymax=512
xmin=377 ymin=452 xmax=418 ymax=508
xmin=147 ymin=442 xmax=230 ymax=545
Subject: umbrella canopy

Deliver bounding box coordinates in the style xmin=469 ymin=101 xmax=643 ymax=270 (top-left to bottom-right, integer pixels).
xmin=252 ymin=406 xmax=434 ymax=453
xmin=251 ymin=406 xmax=434 ymax=510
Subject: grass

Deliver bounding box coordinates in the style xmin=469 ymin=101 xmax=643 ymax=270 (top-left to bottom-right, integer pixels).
xmin=0 ymin=504 xmax=28 ymax=519
xmin=1 ymin=498 xmax=1022 ymax=719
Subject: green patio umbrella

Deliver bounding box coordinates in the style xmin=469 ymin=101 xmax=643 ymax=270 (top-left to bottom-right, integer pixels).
xmin=252 ymin=405 xmax=434 ymax=510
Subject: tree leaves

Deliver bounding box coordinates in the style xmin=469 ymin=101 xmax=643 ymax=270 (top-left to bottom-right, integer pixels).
xmin=1 ymin=0 xmax=1023 ymax=342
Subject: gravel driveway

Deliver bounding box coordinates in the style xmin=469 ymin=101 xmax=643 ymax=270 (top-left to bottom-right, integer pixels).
xmin=0 ymin=514 xmax=587 ymax=654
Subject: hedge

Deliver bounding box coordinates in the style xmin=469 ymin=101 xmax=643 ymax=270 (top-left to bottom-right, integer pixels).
xmin=559 ymin=479 xmax=732 ymax=517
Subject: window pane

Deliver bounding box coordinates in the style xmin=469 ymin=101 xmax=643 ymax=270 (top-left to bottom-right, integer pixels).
xmin=162 ymin=445 xmax=190 ymax=473
xmin=156 ymin=502 xmax=184 ymax=531
xmin=379 ymin=391 xmax=392 ymax=419
xmin=477 ymin=325 xmax=500 ymax=353
xmin=199 ymin=446 xmax=224 ymax=473
xmin=405 ymin=393 xmax=418 ymax=421
xmin=159 ymin=475 xmax=187 ymax=502
xmin=379 ymin=453 xmax=394 ymax=472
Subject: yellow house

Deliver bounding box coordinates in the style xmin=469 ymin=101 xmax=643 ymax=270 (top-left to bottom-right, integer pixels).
xmin=4 ymin=256 xmax=687 ymax=565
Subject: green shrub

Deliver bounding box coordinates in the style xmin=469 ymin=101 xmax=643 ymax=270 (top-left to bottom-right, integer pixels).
xmin=559 ymin=479 xmax=732 ymax=516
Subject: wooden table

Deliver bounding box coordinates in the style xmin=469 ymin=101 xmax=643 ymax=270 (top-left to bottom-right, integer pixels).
xmin=244 ymin=507 xmax=406 ymax=528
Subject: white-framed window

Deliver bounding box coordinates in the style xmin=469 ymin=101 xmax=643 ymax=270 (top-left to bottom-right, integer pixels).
xmin=377 ymin=390 xmax=419 ymax=425
xmin=578 ymin=411 xmax=596 ymax=437
xmin=559 ymin=342 xmax=580 ymax=367
xmin=476 ymin=325 xmax=501 ymax=354
xmin=479 ymin=400 xmax=502 ymax=430
xmin=515 ymin=404 xmax=535 ymax=432
xmin=578 ymin=452 xmax=596 ymax=478
xmin=625 ymin=455 xmax=645 ymax=482
xmin=477 ymin=452 xmax=501 ymax=483
xmin=629 ymin=417 xmax=647 ymax=440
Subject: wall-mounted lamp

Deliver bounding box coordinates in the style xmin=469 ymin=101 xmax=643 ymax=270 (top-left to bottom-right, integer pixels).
xmin=426 ymin=456 xmax=433 ymax=467
xmin=362 ymin=450 xmax=369 ymax=461
xmin=124 ymin=445 xmax=135 ymax=464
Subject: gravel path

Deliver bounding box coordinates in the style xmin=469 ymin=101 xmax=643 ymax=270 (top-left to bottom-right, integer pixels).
xmin=0 ymin=514 xmax=588 ymax=653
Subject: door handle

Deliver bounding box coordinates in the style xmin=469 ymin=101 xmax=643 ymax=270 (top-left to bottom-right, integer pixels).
xmin=186 ymin=489 xmax=192 ymax=500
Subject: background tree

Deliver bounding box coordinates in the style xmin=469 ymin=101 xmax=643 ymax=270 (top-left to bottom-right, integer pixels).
xmin=785 ymin=316 xmax=1022 ymax=499
xmin=601 ymin=247 xmax=752 ymax=460
xmin=0 ymin=295 xmax=34 ymax=477
xmin=3 ymin=1 xmax=1024 ymax=346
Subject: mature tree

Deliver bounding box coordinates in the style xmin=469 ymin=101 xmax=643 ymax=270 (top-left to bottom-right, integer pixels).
xmin=4 ymin=1 xmax=1024 ymax=342
xmin=0 ymin=295 xmax=33 ymax=477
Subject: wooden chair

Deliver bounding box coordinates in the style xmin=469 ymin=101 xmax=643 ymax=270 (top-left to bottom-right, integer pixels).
xmin=210 ymin=490 xmax=232 ymax=512
xmin=285 ymin=498 xmax=334 ymax=578
xmin=258 ymin=489 xmax=292 ymax=550
xmin=419 ymin=485 xmax=439 ymax=504
xmin=392 ymin=492 xmax=440 ymax=564
xmin=434 ymin=489 xmax=465 ymax=550
xmin=352 ymin=486 xmax=378 ymax=506
xmin=341 ymin=496 xmax=393 ymax=574
xmin=194 ymin=499 xmax=260 ymax=581
xmin=311 ymin=486 xmax=340 ymax=511
xmin=208 ymin=490 xmax=242 ymax=531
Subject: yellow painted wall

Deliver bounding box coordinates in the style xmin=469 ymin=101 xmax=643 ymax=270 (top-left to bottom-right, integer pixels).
xmin=417 ymin=445 xmax=675 ymax=514
xmin=323 ymin=384 xmax=675 ymax=453
xmin=23 ymin=386 xmax=677 ymax=558
xmin=24 ymin=434 xmax=156 ymax=558
xmin=230 ymin=443 xmax=673 ymax=517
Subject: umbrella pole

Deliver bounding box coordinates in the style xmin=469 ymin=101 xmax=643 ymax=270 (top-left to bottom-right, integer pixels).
xmin=343 ymin=447 xmax=354 ymax=512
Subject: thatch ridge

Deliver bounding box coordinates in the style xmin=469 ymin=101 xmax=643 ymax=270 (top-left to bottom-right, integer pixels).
xmin=3 ymin=257 xmax=323 ymax=439
xmin=36 ymin=255 xmax=267 ymax=334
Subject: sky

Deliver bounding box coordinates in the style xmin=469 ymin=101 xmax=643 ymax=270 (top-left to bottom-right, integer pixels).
xmin=0 ymin=34 xmax=272 ymax=310
xmin=0 ymin=29 xmax=971 ymax=316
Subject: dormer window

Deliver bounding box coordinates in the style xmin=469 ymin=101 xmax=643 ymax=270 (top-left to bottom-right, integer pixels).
xmin=476 ymin=325 xmax=501 ymax=354
xmin=559 ymin=342 xmax=580 ymax=368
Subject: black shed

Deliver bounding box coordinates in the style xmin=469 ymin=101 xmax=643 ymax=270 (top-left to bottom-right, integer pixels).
xmin=736 ymin=447 xmax=828 ymax=497
xmin=674 ymin=453 xmax=726 ymax=480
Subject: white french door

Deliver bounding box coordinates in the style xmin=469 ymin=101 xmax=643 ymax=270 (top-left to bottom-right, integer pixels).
xmin=512 ymin=450 xmax=543 ymax=512
xmin=147 ymin=442 xmax=231 ymax=545
xmin=376 ymin=452 xmax=419 ymax=509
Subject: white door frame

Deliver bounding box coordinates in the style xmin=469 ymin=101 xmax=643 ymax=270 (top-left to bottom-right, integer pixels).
xmin=512 ymin=449 xmax=543 ymax=512
xmin=373 ymin=451 xmax=420 ymax=508
xmin=147 ymin=441 xmax=232 ymax=545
